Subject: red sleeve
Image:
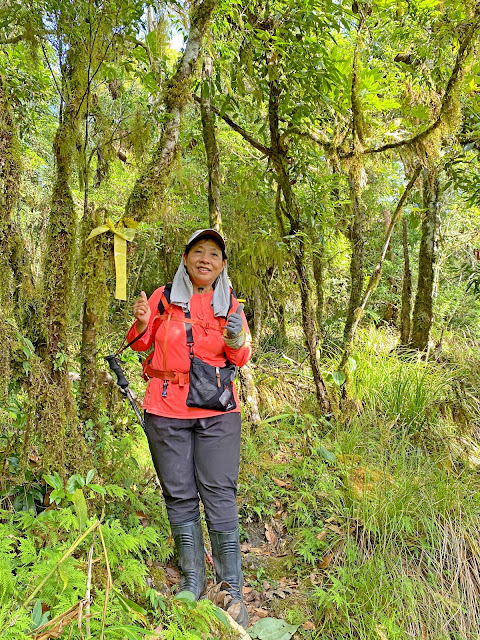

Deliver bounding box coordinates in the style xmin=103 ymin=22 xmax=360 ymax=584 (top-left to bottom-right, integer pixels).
xmin=126 ymin=287 xmax=165 ymax=352
xmin=224 ymin=298 xmax=253 ymax=367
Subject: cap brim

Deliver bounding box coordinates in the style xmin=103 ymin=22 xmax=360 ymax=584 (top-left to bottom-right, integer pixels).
xmin=186 ymin=229 xmax=225 ymax=251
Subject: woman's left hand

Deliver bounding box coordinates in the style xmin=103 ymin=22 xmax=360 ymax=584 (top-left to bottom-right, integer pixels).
xmin=225 ymin=304 xmax=244 ymax=337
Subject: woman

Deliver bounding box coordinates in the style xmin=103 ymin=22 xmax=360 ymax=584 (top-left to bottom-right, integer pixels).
xmin=127 ymin=229 xmax=252 ymax=627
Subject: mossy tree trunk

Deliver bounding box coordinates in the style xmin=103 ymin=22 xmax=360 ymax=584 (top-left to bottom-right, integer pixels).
xmin=39 ymin=47 xmax=86 ymax=472
xmin=79 ymin=204 xmax=109 ymax=425
xmin=200 ymin=54 xmax=222 ymax=232
xmin=400 ymin=216 xmax=413 ymax=345
xmin=411 ymin=167 xmax=440 ymax=351
xmin=343 ymin=19 xmax=367 ymax=345
xmin=343 ymin=165 xmax=366 ymax=344
xmin=0 ymin=72 xmax=20 ymax=405
xmin=126 ymin=0 xmax=218 ymax=222
xmin=312 ymin=248 xmax=324 ymax=329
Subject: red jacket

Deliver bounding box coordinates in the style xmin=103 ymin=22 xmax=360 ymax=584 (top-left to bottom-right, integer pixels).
xmin=126 ymin=287 xmax=252 ymax=418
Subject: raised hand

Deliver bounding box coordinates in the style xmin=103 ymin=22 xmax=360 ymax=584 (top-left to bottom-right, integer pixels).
xmin=225 ymin=303 xmax=244 ymax=337
xmin=224 ymin=303 xmax=246 ymax=349
xmin=133 ymin=291 xmax=151 ymax=332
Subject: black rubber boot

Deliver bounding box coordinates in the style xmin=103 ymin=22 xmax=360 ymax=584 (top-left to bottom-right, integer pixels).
xmin=208 ymin=527 xmax=249 ymax=628
xmin=171 ymin=519 xmax=206 ymax=600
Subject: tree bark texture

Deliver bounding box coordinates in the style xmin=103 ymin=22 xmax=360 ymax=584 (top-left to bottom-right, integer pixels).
xmin=400 ymin=216 xmax=412 ymax=345
xmin=411 ymin=168 xmax=440 ymax=351
xmin=200 ymin=54 xmax=222 ymax=232
xmin=79 ymin=204 xmax=109 ymax=425
xmin=38 ymin=47 xmax=86 ymax=471
xmin=126 ymin=0 xmax=218 ymax=221
xmin=0 ymin=72 xmax=19 ymax=401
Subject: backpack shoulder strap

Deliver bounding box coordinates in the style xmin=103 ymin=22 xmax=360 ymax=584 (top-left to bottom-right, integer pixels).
xmin=158 ymin=282 xmax=172 ymax=315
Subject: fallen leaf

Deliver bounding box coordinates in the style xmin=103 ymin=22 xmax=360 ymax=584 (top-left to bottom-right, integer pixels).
xmin=327 ymin=524 xmax=343 ymax=535
xmin=272 ymin=477 xmax=291 ymax=488
xmin=302 ymin=621 xmax=315 ymax=630
xmin=265 ymin=524 xmax=277 ymax=546
xmin=254 ymin=608 xmax=269 ymax=618
xmin=317 ymin=530 xmax=328 ymax=541
xmin=204 ymin=581 xmax=233 ymax=609
xmin=320 ymin=553 xmax=334 ymax=569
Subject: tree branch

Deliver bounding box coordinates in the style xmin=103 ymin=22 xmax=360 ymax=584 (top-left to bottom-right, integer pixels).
xmin=342 ymin=11 xmax=480 ymax=158
xmin=193 ymin=94 xmax=271 ymax=156
xmin=340 ymin=165 xmax=422 ymax=369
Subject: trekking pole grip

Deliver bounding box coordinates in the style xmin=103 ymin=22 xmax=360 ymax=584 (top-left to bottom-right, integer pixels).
xmin=105 ymin=355 xmax=129 ymax=390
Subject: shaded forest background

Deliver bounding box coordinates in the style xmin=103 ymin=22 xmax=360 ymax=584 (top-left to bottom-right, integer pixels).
xmin=2 ymin=0 xmax=480 ymax=638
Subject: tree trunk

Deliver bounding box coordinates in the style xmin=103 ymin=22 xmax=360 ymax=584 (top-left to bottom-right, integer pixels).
xmin=0 ymin=72 xmax=20 ymax=402
xmin=79 ymin=204 xmax=109 ymax=425
xmin=126 ymin=0 xmax=218 ymax=222
xmin=343 ymin=165 xmax=366 ymax=343
xmin=252 ymin=287 xmax=263 ymax=352
xmin=37 ymin=45 xmax=87 ymax=472
xmin=340 ymin=167 xmax=420 ymax=369
xmin=268 ymin=80 xmax=330 ymax=413
xmin=312 ymin=248 xmax=324 ymax=329
xmin=411 ymin=168 xmax=440 ymax=351
xmin=200 ymin=54 xmax=222 ymax=232
xmin=238 ymin=366 xmax=261 ymax=425
xmin=400 ymin=216 xmax=412 ymax=345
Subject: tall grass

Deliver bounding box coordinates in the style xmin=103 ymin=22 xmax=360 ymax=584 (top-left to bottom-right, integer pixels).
xmin=241 ymin=326 xmax=480 ymax=639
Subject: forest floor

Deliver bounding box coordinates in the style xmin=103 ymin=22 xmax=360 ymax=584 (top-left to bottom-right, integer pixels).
xmin=160 ymin=520 xmax=315 ymax=632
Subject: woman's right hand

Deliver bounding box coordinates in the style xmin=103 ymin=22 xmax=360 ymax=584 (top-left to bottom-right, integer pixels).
xmin=133 ymin=291 xmax=151 ymax=332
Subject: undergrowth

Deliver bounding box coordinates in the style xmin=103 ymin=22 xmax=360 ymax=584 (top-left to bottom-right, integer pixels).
xmin=239 ymin=328 xmax=480 ymax=639
xmin=2 ymin=327 xmax=480 ymax=638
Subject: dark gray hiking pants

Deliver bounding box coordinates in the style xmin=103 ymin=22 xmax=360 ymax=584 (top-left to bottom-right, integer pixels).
xmin=144 ymin=412 xmax=241 ymax=531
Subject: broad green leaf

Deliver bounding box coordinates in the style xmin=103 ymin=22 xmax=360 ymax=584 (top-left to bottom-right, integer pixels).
xmin=249 ymin=617 xmax=299 ymax=640
xmin=49 ymin=488 xmax=66 ymax=504
xmin=316 ymin=445 xmax=336 ymax=464
xmin=114 ymin=590 xmax=148 ymax=623
xmin=174 ymin=590 xmax=196 ymax=603
xmin=71 ymin=488 xmax=88 ymax=531
xmin=88 ymin=483 xmax=106 ymax=495
xmin=326 ymin=371 xmax=346 ymax=386
xmin=347 ymin=357 xmax=357 ymax=373
xmin=212 ymin=606 xmax=230 ymax=628
xmin=86 ymin=469 xmax=95 ymax=485
xmin=31 ymin=599 xmax=43 ymax=628
xmin=66 ymin=474 xmax=85 ymax=493
xmin=44 ymin=472 xmax=63 ymax=491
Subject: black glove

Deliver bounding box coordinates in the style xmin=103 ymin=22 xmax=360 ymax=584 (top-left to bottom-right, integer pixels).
xmin=224 ymin=303 xmax=246 ymax=348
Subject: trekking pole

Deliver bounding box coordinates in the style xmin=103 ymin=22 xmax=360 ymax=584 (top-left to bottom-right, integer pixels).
xmin=105 ymin=354 xmax=145 ymax=431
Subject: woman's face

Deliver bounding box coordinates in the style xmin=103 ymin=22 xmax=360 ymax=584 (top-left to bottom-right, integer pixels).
xmin=184 ymin=239 xmax=226 ymax=291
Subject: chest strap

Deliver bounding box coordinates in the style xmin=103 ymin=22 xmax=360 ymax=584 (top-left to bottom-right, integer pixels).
xmin=142 ymin=362 xmax=189 ymax=387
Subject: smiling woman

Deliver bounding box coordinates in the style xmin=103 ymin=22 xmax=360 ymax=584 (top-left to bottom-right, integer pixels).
xmin=183 ymin=235 xmax=226 ymax=293
xmin=126 ymin=229 xmax=252 ymax=628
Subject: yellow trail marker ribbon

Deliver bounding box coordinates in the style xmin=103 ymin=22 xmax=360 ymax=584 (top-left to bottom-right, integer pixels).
xmin=87 ymin=217 xmax=139 ymax=301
